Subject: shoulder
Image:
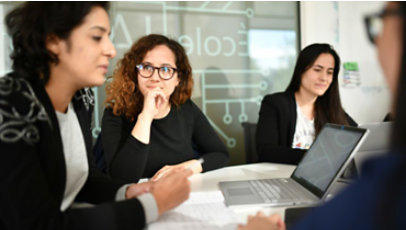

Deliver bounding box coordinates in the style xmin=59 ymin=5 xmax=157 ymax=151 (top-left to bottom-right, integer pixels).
xmin=1 ymin=75 xmax=35 ymax=98
xmin=262 ymin=91 xmax=295 ymax=106
xmin=0 ymin=75 xmax=49 ymax=144
xmin=101 ymin=106 xmax=132 ymax=128
xmin=344 ymin=112 xmax=357 ymax=126
xmin=0 ymin=75 xmax=48 ymax=114
xmin=180 ymin=99 xmax=199 ymax=110
xmin=102 ymin=106 xmax=127 ymax=120
xmin=362 ymin=153 xmax=406 ymax=178
xmin=178 ymin=99 xmax=204 ymax=115
xmin=174 ymin=99 xmax=206 ymax=123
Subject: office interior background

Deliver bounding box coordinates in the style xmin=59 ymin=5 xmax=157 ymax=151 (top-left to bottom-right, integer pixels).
xmin=0 ymin=1 xmax=388 ymax=165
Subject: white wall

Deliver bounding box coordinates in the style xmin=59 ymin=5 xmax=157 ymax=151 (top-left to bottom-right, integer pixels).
xmin=300 ymin=1 xmax=390 ymax=124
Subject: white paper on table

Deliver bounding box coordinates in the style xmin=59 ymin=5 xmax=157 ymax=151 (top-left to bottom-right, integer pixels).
xmin=148 ymin=191 xmax=239 ymax=230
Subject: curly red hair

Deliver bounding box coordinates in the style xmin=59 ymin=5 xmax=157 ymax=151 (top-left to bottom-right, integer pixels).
xmin=105 ymin=34 xmax=193 ymax=121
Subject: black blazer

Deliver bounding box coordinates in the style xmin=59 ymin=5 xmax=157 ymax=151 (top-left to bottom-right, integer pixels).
xmin=256 ymin=91 xmax=357 ymax=165
xmin=0 ymin=75 xmax=146 ymax=230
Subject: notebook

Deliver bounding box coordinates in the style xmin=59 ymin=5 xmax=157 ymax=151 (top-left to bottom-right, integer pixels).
xmin=219 ymin=123 xmax=368 ymax=207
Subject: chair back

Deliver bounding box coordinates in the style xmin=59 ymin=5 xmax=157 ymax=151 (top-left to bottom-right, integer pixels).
xmin=241 ymin=122 xmax=258 ymax=163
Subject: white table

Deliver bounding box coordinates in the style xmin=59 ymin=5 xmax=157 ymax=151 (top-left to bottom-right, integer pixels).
xmin=188 ymin=162 xmax=296 ymax=222
xmin=190 ymin=162 xmax=295 ymax=191
xmin=148 ymin=162 xmax=352 ymax=229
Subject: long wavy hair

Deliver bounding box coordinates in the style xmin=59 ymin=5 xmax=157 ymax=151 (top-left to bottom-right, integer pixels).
xmin=286 ymin=43 xmax=348 ymax=136
xmin=105 ymin=34 xmax=193 ymax=121
xmin=5 ymin=2 xmax=109 ymax=83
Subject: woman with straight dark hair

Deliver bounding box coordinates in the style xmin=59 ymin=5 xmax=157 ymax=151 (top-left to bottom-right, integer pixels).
xmin=102 ymin=34 xmax=229 ymax=183
xmin=256 ymin=43 xmax=356 ymax=165
xmin=0 ymin=2 xmax=192 ymax=230
xmin=240 ymin=1 xmax=406 ymax=229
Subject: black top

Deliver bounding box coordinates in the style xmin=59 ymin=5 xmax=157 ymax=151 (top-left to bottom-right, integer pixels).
xmin=101 ymin=99 xmax=229 ymax=183
xmin=0 ymin=75 xmax=146 ymax=230
xmin=256 ymin=91 xmax=357 ymax=165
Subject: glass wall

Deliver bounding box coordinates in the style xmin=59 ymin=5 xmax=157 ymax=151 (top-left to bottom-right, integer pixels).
xmin=1 ymin=2 xmax=300 ymax=165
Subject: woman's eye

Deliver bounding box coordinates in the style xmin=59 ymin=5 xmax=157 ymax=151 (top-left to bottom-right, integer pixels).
xmin=92 ymin=36 xmax=102 ymax=42
xmin=145 ymin=65 xmax=153 ymax=71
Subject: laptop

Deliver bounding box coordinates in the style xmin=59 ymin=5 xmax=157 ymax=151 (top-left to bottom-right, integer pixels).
xmin=219 ymin=123 xmax=368 ymax=207
xmin=339 ymin=122 xmax=393 ymax=180
xmin=354 ymin=122 xmax=392 ymax=172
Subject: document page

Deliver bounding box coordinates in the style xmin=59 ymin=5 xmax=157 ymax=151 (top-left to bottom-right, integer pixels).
xmin=148 ymin=191 xmax=239 ymax=230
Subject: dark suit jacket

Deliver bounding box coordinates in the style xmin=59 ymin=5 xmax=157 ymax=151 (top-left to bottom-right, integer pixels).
xmin=256 ymin=91 xmax=357 ymax=165
xmin=0 ymin=75 xmax=146 ymax=230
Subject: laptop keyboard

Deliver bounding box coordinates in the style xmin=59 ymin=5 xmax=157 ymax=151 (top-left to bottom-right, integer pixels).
xmin=249 ymin=179 xmax=308 ymax=203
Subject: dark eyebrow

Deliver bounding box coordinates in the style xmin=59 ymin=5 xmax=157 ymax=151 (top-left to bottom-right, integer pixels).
xmin=161 ymin=63 xmax=175 ymax=67
xmin=141 ymin=62 xmax=175 ymax=68
xmin=314 ymin=64 xmax=334 ymax=71
xmin=90 ymin=26 xmax=111 ymax=35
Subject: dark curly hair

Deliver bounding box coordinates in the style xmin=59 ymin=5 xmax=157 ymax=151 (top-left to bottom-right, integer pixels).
xmin=5 ymin=2 xmax=109 ymax=83
xmin=105 ymin=34 xmax=193 ymax=121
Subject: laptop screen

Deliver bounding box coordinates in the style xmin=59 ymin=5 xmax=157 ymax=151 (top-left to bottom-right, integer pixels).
xmin=358 ymin=122 xmax=392 ymax=152
xmin=291 ymin=123 xmax=366 ymax=198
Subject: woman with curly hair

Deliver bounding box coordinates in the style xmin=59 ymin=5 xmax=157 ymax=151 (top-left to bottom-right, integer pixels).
xmin=102 ymin=34 xmax=229 ymax=183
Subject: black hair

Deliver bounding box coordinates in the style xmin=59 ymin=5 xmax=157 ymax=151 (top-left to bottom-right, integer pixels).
xmin=5 ymin=2 xmax=109 ymax=83
xmin=286 ymin=43 xmax=348 ymax=135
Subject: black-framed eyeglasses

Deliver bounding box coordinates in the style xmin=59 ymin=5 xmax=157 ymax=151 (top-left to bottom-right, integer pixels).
xmin=364 ymin=8 xmax=404 ymax=44
xmin=136 ymin=64 xmax=178 ymax=80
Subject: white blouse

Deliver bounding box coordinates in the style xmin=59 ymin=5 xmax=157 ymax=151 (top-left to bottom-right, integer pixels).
xmin=56 ymin=103 xmax=89 ymax=211
xmin=292 ymin=104 xmax=315 ymax=150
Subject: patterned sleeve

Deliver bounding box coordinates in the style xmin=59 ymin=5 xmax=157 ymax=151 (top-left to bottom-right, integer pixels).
xmin=0 ymin=76 xmax=147 ymax=230
xmin=0 ymin=76 xmax=50 ymax=145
